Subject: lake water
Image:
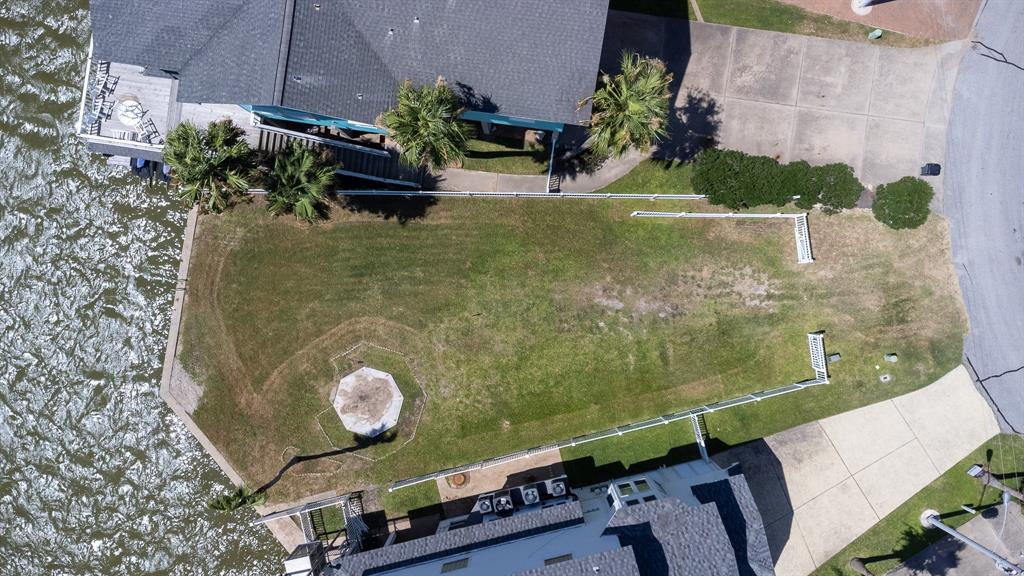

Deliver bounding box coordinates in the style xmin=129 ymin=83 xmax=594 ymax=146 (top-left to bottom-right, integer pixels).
xmin=0 ymin=1 xmax=278 ymax=573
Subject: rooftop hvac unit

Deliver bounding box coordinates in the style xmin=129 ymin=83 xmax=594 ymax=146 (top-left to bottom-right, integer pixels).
xmin=522 ymin=486 xmax=540 ymax=505
xmin=476 ymin=496 xmax=493 ymax=514
xmin=494 ymin=493 xmax=514 ymax=513
xmin=550 ymin=480 xmax=566 ymax=497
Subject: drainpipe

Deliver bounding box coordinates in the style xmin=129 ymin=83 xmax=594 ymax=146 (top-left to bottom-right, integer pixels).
xmin=545 ymin=130 xmax=560 ymax=192
xmin=920 ymin=509 xmax=1021 ymax=574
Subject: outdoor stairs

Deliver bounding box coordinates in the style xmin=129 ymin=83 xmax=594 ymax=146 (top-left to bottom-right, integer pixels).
xmin=547 ymin=172 xmax=561 ymax=193
xmin=343 ymin=492 xmax=369 ymax=553
xmin=794 ymin=213 xmax=813 ymax=264
xmin=308 ymin=507 xmax=328 ymax=540
xmin=807 ymin=332 xmax=828 ymax=383
xmin=256 ymin=127 xmax=422 ymax=189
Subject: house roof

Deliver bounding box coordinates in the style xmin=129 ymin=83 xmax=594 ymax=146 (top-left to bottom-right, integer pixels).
xmin=333 ymin=501 xmax=585 ymax=576
xmin=512 ymin=546 xmax=641 ymax=576
xmin=90 ymin=0 xmax=287 ymax=105
xmin=90 ymin=0 xmax=610 ymax=126
xmin=603 ymin=473 xmax=776 ymax=576
xmin=282 ymin=0 xmax=609 ymax=125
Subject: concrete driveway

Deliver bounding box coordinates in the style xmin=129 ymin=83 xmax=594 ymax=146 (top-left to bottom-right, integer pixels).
xmin=944 ymin=0 xmax=1024 ymax=432
xmin=602 ymin=13 xmax=965 ymax=203
xmin=713 ymin=365 xmax=1000 ymax=576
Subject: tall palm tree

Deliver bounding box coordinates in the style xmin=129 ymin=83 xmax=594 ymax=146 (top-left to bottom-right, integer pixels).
xmin=580 ymin=51 xmax=673 ymax=157
xmin=163 ymin=119 xmax=254 ymax=213
xmin=381 ymin=78 xmax=471 ymax=171
xmin=207 ymin=485 xmax=267 ymax=512
xmin=266 ymin=140 xmax=338 ymax=223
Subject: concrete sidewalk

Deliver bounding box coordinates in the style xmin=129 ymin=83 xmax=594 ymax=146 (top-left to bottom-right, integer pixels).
xmin=714 ymin=365 xmax=1000 ymax=575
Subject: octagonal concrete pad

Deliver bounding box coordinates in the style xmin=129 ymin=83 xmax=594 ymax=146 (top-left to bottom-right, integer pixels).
xmin=332 ymin=367 xmax=403 ymax=437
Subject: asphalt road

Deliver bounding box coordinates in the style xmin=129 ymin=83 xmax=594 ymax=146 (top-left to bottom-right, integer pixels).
xmin=945 ymin=0 xmax=1024 ymax=431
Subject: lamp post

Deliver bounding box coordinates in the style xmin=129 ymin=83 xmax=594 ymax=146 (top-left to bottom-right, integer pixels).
xmin=852 ymin=0 xmax=874 ymax=16
xmin=920 ymin=509 xmax=1021 ymax=574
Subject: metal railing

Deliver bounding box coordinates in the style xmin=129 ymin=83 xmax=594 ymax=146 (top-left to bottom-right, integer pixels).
xmin=631 ymin=210 xmax=815 ymax=264
xmin=388 ymin=331 xmax=829 ymax=492
xmin=332 ymin=190 xmax=707 ymax=200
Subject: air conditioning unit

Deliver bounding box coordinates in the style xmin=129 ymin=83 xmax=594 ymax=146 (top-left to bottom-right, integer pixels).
xmin=522 ymin=486 xmax=540 ymax=505
xmin=476 ymin=496 xmax=493 ymax=514
xmin=494 ymin=493 xmax=514 ymax=513
xmin=550 ymin=480 xmax=566 ymax=497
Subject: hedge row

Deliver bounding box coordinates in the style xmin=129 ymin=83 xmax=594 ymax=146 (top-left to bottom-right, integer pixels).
xmin=692 ymin=148 xmax=863 ymax=213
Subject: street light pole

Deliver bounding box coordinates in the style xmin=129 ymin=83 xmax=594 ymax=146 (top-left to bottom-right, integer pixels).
xmin=920 ymin=509 xmax=1021 ymax=574
xmin=969 ymin=464 xmax=1024 ymax=502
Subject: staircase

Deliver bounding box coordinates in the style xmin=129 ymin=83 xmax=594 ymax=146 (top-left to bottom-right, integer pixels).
xmin=343 ymin=492 xmax=369 ymax=553
xmin=807 ymin=332 xmax=828 ymax=383
xmin=257 ymin=127 xmax=422 ymax=188
xmin=794 ymin=213 xmax=813 ymax=264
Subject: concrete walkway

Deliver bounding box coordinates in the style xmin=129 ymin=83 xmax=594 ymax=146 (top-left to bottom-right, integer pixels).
xmin=713 ymin=365 xmax=1000 ymax=576
xmin=436 ymin=149 xmax=646 ymax=193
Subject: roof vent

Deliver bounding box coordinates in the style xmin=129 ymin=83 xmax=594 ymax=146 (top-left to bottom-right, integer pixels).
xmin=413 ymin=17 xmax=420 ymax=24
xmin=293 ymin=76 xmax=302 ymax=82
xmin=313 ymin=3 xmax=320 ymax=10
xmin=388 ymin=28 xmax=395 ymax=35
xmin=356 ymin=93 xmax=363 ymax=100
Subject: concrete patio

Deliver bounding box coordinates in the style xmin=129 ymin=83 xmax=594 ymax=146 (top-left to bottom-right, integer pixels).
xmin=713 ymin=365 xmax=1000 ymax=576
xmin=602 ymin=14 xmax=967 ymax=206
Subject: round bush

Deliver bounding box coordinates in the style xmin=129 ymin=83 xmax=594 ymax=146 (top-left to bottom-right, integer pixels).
xmin=873 ymin=177 xmax=934 ymax=229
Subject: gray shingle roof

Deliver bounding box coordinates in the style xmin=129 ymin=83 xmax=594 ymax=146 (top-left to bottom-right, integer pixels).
xmin=606 ymin=498 xmax=741 ymax=576
xmin=90 ymin=0 xmax=288 ymax=104
xmin=512 ymin=546 xmax=641 ymax=576
xmin=282 ymin=0 xmax=608 ymax=126
xmin=91 ymin=1 xmax=608 ymax=126
xmin=692 ymin=475 xmax=775 ymax=576
xmin=334 ymin=501 xmax=584 ymax=576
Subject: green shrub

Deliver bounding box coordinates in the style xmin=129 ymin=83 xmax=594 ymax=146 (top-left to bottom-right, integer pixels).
xmin=812 ymin=163 xmax=863 ymax=214
xmin=873 ymin=177 xmax=933 ymax=229
xmin=693 ymin=148 xmax=747 ymax=209
xmin=782 ymin=160 xmax=815 ymax=209
xmin=694 ymin=148 xmax=789 ymax=209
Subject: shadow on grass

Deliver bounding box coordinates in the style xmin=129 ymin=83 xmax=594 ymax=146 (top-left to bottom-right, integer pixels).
xmin=338 ymin=194 xmax=438 ymax=224
xmin=256 ymin=432 xmax=398 ymax=494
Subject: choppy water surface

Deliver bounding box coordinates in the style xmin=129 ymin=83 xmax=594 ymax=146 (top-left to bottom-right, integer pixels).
xmin=0 ymin=2 xmax=278 ymax=573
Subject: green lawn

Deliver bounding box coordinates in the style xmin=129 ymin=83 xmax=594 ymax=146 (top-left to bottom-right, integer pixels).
xmin=813 ymin=434 xmax=1024 ymax=575
xmin=460 ymin=136 xmax=549 ymax=175
xmin=600 ymin=158 xmax=695 ymax=196
xmin=182 ymin=170 xmax=963 ymax=515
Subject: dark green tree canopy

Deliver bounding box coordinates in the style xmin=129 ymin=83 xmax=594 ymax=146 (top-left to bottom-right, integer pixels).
xmin=873 ymin=177 xmax=934 ymax=229
xmin=811 ymin=163 xmax=863 ymax=214
xmin=266 ymin=140 xmax=338 ymax=223
xmin=207 ymin=485 xmax=267 ymax=512
xmin=581 ymin=50 xmax=672 ymax=157
xmin=163 ymin=119 xmax=254 ymax=213
xmin=382 ymin=79 xmax=471 ymax=171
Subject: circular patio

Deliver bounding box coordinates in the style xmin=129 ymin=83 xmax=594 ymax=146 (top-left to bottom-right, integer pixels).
xmin=332 ymin=366 xmax=404 ymax=437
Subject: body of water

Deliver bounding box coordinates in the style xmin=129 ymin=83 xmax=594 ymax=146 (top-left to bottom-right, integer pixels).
xmin=0 ymin=2 xmax=278 ymax=573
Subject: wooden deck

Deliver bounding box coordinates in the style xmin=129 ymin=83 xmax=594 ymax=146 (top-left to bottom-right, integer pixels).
xmin=87 ymin=62 xmax=174 ymax=144
xmin=179 ymin=103 xmax=259 ymax=146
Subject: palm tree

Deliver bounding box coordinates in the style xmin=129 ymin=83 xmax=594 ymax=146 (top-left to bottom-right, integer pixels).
xmin=266 ymin=140 xmax=338 ymax=223
xmin=163 ymin=119 xmax=254 ymax=213
xmin=207 ymin=485 xmax=267 ymax=512
xmin=580 ymin=51 xmax=673 ymax=157
xmin=381 ymin=78 xmax=471 ymax=171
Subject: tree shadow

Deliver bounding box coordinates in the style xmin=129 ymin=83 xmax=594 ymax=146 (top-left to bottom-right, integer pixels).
xmin=655 ymin=87 xmax=721 ymax=162
xmin=337 ymin=193 xmax=438 ymax=224
xmin=455 ymin=82 xmax=499 ymax=114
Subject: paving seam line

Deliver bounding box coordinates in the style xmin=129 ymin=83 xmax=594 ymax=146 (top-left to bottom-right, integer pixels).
xmin=722 ymin=26 xmax=738 ymax=101
xmin=820 ymin=404 xmax=918 ymax=476
xmin=890 ymin=395 xmax=944 ymax=475
xmin=784 ymin=36 xmax=809 ymax=162
xmin=724 ymin=91 xmax=927 ymax=125
xmin=790 ymin=510 xmax=819 ymax=568
xmin=857 ymin=46 xmax=883 ymax=180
